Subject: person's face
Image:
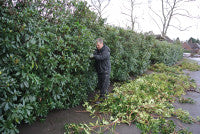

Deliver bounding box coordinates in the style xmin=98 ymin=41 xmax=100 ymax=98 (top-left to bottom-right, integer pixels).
xmin=96 ymin=42 xmax=103 ymax=50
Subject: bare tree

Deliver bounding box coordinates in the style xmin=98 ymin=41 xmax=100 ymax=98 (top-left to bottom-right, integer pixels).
xmin=90 ymin=0 xmax=111 ymax=19
xmin=121 ymin=0 xmax=141 ymax=31
xmin=149 ymin=0 xmax=197 ymax=37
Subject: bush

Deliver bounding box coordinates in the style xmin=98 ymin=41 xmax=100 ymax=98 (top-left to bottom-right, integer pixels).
xmin=178 ymin=59 xmax=200 ymax=71
xmin=103 ymin=27 xmax=141 ymax=81
xmin=102 ymin=27 xmax=153 ymax=81
xmin=0 ymin=0 xmax=183 ymax=133
xmin=0 ymin=1 xmax=97 ymax=133
xmin=150 ymin=40 xmax=183 ymax=65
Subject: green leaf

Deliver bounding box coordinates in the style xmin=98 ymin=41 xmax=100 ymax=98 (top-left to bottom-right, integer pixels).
xmin=32 ymin=61 xmax=34 ymax=69
xmin=24 ymin=81 xmax=29 ymax=88
xmin=4 ymin=103 xmax=9 ymax=111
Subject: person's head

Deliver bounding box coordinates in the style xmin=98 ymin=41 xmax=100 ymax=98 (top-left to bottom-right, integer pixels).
xmin=96 ymin=38 xmax=104 ymax=50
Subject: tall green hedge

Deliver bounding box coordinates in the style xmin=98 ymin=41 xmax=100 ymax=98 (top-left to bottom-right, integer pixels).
xmin=0 ymin=0 xmax=183 ymax=133
xmin=102 ymin=27 xmax=153 ymax=80
xmin=150 ymin=40 xmax=183 ymax=65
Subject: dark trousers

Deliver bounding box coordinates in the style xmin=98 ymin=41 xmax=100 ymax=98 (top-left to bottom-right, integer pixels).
xmin=97 ymin=73 xmax=110 ymax=98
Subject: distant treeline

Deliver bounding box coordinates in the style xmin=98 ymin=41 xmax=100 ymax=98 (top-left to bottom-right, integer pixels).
xmin=188 ymin=37 xmax=200 ymax=43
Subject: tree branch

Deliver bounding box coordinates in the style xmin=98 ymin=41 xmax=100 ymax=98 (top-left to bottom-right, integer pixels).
xmin=149 ymin=7 xmax=164 ymax=25
xmin=148 ymin=12 xmax=162 ymax=33
xmin=121 ymin=12 xmax=131 ymax=17
xmin=169 ymin=25 xmax=192 ymax=31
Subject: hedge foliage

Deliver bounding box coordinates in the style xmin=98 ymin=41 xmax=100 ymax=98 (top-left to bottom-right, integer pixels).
xmin=0 ymin=0 xmax=183 ymax=133
xmin=150 ymin=40 xmax=183 ymax=65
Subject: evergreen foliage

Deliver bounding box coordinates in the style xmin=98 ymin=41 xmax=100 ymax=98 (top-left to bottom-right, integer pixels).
xmin=0 ymin=0 xmax=183 ymax=133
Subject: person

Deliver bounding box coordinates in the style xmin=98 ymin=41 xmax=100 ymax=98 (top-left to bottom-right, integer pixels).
xmin=90 ymin=38 xmax=111 ymax=104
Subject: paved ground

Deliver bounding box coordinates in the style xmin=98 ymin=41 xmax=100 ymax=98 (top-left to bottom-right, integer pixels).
xmin=19 ymin=106 xmax=97 ymax=134
xmin=19 ymin=58 xmax=200 ymax=134
xmin=172 ymin=58 xmax=200 ymax=134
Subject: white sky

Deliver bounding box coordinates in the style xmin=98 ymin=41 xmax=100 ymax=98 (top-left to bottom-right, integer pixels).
xmin=86 ymin=0 xmax=200 ymax=41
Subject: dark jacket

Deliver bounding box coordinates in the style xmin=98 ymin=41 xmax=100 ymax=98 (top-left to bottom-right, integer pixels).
xmin=94 ymin=45 xmax=111 ymax=74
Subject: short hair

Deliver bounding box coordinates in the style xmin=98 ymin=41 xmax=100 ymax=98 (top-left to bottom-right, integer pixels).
xmin=96 ymin=38 xmax=103 ymax=44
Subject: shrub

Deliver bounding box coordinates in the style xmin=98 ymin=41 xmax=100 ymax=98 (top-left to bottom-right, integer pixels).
xmin=150 ymin=40 xmax=183 ymax=66
xmin=102 ymin=27 xmax=153 ymax=81
xmin=0 ymin=1 xmax=97 ymax=133
xmin=0 ymin=0 xmax=183 ymax=133
xmin=178 ymin=59 xmax=200 ymax=71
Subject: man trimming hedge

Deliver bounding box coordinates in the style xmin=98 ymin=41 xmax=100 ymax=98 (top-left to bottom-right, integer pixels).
xmin=91 ymin=38 xmax=111 ymax=104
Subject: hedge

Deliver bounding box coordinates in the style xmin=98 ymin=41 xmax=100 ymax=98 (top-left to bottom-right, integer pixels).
xmin=0 ymin=0 xmax=183 ymax=133
xmin=150 ymin=40 xmax=183 ymax=65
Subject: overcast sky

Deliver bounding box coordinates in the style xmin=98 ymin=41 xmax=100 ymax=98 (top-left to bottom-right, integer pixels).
xmin=86 ymin=0 xmax=200 ymax=41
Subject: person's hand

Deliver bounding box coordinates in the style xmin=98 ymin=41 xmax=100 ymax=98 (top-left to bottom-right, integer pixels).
xmin=90 ymin=54 xmax=94 ymax=58
xmin=93 ymin=49 xmax=97 ymax=55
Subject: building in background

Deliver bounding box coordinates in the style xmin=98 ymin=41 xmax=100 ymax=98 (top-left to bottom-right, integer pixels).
xmin=182 ymin=42 xmax=200 ymax=54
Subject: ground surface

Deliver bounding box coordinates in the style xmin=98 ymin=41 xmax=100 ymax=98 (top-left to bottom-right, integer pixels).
xmin=19 ymin=58 xmax=200 ymax=134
